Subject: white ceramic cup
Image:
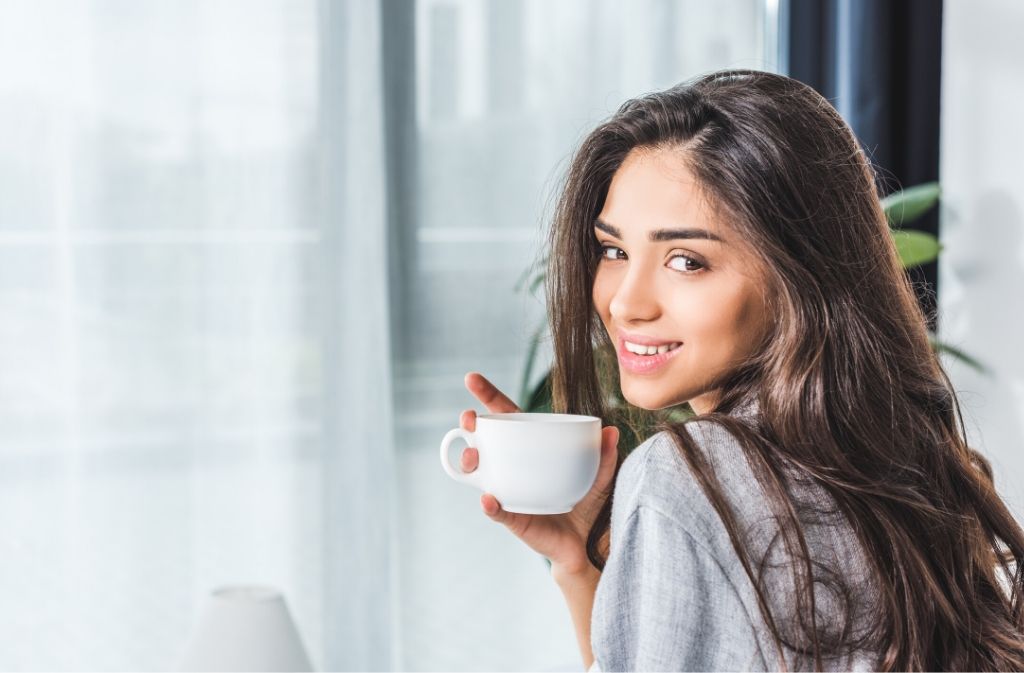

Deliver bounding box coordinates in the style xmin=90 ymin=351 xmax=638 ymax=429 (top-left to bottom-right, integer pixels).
xmin=439 ymin=412 xmax=602 ymax=515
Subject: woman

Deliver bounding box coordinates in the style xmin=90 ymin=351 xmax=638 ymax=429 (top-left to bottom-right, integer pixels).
xmin=456 ymin=69 xmax=1024 ymax=670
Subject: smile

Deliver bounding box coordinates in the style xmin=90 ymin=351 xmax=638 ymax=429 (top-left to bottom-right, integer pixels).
xmin=623 ymin=340 xmax=682 ymax=355
xmin=617 ymin=337 xmax=684 ymax=375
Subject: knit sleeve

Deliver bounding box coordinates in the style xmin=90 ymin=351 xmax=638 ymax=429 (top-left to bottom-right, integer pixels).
xmin=590 ymin=503 xmax=768 ymax=672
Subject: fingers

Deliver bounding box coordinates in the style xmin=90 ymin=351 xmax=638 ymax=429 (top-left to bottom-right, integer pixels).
xmin=464 ymin=372 xmax=521 ymax=413
xmin=459 ymin=409 xmax=479 ymax=472
xmin=460 ymin=447 xmax=479 ymax=472
xmin=480 ymin=493 xmax=530 ymax=537
xmin=571 ymin=425 xmax=621 ymax=517
xmin=460 ymin=408 xmax=477 ymax=432
xmin=458 ymin=409 xmax=479 ymax=472
xmin=593 ymin=425 xmax=620 ymax=496
xmin=480 ymin=493 xmax=502 ymax=517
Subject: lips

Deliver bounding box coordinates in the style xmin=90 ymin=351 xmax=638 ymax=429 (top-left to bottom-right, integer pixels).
xmin=616 ymin=335 xmax=684 ymax=375
xmin=617 ymin=330 xmax=680 ymax=347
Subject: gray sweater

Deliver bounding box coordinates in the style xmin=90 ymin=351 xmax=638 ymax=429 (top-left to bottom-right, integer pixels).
xmin=589 ymin=401 xmax=882 ymax=672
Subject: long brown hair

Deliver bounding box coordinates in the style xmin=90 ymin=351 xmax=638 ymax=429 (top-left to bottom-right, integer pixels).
xmin=543 ymin=69 xmax=1024 ymax=670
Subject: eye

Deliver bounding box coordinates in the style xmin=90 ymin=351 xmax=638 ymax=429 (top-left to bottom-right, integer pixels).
xmin=599 ymin=244 xmax=626 ymax=261
xmin=668 ymin=254 xmax=705 ymax=273
xmin=598 ymin=244 xmax=707 ymax=275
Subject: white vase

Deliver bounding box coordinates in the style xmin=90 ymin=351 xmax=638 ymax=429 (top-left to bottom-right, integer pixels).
xmin=177 ymin=585 xmax=314 ymax=672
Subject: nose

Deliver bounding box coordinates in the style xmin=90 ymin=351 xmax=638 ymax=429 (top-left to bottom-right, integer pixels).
xmin=608 ymin=264 xmax=660 ymax=323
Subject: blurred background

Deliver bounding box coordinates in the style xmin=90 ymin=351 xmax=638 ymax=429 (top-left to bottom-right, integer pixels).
xmin=0 ymin=0 xmax=1020 ymax=670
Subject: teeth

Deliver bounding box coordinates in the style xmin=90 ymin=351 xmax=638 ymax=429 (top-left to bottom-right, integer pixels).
xmin=625 ymin=341 xmax=681 ymax=356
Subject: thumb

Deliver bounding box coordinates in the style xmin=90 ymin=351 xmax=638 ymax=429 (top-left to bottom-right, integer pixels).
xmin=592 ymin=425 xmax=620 ymax=495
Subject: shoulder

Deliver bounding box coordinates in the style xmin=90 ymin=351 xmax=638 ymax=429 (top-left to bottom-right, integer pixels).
xmin=592 ymin=500 xmax=770 ymax=671
xmin=595 ymin=419 xmax=774 ymax=671
xmin=618 ymin=418 xmax=746 ymax=484
xmin=611 ymin=418 xmax=756 ymax=544
xmin=600 ymin=410 xmax=883 ymax=670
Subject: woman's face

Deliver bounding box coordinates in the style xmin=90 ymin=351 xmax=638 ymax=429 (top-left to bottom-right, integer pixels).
xmin=592 ymin=146 xmax=769 ymax=415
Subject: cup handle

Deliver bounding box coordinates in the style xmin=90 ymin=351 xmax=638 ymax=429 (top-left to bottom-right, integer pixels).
xmin=439 ymin=427 xmax=483 ymax=488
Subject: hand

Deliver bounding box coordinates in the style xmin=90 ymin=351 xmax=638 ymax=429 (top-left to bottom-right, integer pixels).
xmin=459 ymin=371 xmax=620 ymax=575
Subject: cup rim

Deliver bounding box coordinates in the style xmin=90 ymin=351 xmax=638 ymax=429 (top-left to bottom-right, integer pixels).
xmin=477 ymin=412 xmax=601 ymax=423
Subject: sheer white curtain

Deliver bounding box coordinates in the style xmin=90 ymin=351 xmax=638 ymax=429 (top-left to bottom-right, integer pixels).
xmin=0 ymin=0 xmax=394 ymax=670
xmin=320 ymin=0 xmax=397 ymax=670
xmin=396 ymin=0 xmax=774 ymax=670
xmin=0 ymin=0 xmax=772 ymax=670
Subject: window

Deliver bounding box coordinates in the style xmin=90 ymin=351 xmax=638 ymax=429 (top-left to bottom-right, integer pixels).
xmin=395 ymin=1 xmax=777 ymax=669
xmin=0 ymin=1 xmax=776 ymax=669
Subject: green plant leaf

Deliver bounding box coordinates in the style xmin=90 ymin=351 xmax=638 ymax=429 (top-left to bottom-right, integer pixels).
xmin=524 ymin=370 xmax=553 ymax=413
xmin=514 ymin=254 xmax=550 ymax=294
xmin=891 ymin=229 xmax=943 ymax=268
xmin=664 ymin=405 xmax=694 ymax=423
xmin=929 ymin=333 xmax=990 ymax=375
xmin=513 ymin=265 xmax=533 ymax=293
xmin=529 ymin=271 xmax=546 ymax=296
xmin=882 ymin=182 xmax=941 ymax=227
xmin=518 ymin=319 xmax=547 ymax=407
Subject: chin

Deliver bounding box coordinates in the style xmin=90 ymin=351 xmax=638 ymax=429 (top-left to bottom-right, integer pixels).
xmin=620 ymin=383 xmax=665 ymax=411
xmin=621 ymin=378 xmax=693 ymax=412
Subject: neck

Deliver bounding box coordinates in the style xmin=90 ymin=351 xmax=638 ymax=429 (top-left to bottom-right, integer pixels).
xmin=688 ymin=390 xmax=719 ymax=416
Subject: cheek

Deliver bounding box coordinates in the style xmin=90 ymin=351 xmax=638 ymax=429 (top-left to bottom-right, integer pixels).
xmin=677 ymin=284 xmax=761 ymax=352
xmin=673 ymin=287 xmax=731 ymax=339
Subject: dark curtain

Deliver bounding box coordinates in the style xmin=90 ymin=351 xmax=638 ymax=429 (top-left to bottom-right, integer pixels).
xmin=783 ymin=0 xmax=943 ymax=329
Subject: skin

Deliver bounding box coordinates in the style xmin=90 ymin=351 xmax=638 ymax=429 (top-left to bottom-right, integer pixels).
xmin=592 ymin=146 xmax=769 ymax=415
xmin=456 ymin=373 xmax=618 ymax=578
xmin=457 ymin=372 xmax=613 ymax=668
xmin=457 ymin=145 xmax=770 ymax=668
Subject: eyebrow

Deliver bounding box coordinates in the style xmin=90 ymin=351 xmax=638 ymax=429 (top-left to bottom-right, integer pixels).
xmin=594 ymin=217 xmax=724 ymax=243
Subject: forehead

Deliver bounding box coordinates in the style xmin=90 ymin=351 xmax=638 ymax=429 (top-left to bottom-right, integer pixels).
xmin=599 ymin=147 xmax=725 ymax=238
